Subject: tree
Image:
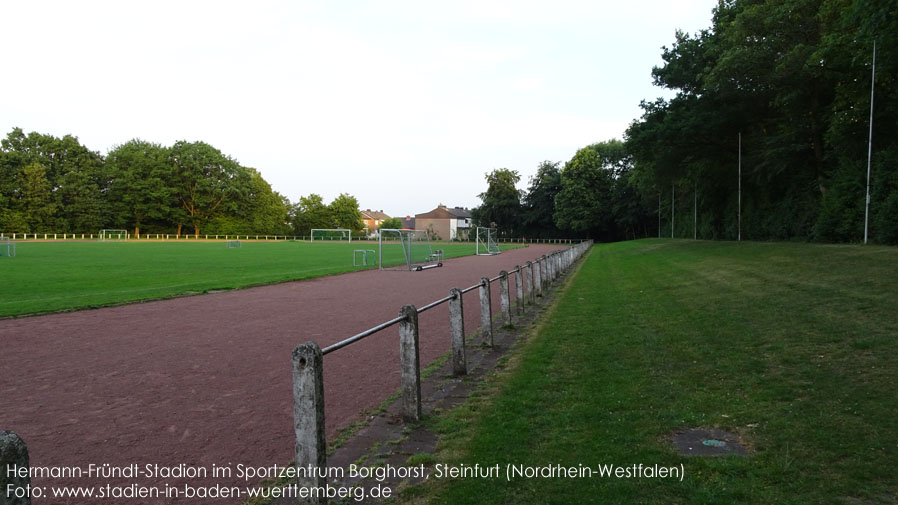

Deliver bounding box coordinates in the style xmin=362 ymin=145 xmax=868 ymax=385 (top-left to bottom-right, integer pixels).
xmin=241 ymin=168 xmax=291 ymax=235
xmin=292 ymin=194 xmax=333 ymax=235
xmin=380 ymin=217 xmax=403 ymax=230
xmin=170 ymin=141 xmax=250 ymax=236
xmin=521 ymin=161 xmax=562 ymax=238
xmin=0 ymin=128 xmax=109 ymax=233
xmin=473 ymin=168 xmax=522 ymax=236
xmin=554 ymin=143 xmax=617 ymax=238
xmin=106 ymin=139 xmax=174 ymax=236
xmin=20 ymin=162 xmax=56 ymax=231
xmin=329 ymin=193 xmax=364 ymax=232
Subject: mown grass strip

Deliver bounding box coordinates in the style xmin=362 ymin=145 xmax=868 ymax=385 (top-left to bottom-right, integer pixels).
xmin=408 ymin=239 xmax=898 ymax=504
xmin=0 ymin=241 xmax=518 ymax=317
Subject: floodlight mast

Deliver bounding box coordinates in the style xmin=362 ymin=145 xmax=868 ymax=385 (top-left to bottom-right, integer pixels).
xmin=864 ymin=40 xmax=876 ymax=245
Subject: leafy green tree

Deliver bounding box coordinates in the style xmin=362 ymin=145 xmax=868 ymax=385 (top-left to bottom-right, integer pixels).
xmin=380 ymin=217 xmax=403 ymax=230
xmin=170 ymin=141 xmax=250 ymax=236
xmin=241 ymin=168 xmax=291 ymax=235
xmin=521 ymin=161 xmax=562 ymax=238
xmin=554 ymin=143 xmax=617 ymax=238
xmin=0 ymin=128 xmax=108 ymax=232
xmin=473 ymin=168 xmax=522 ymax=236
xmin=292 ymin=194 xmax=333 ymax=235
xmin=20 ymin=162 xmax=56 ymax=231
xmin=329 ymin=193 xmax=364 ymax=232
xmin=106 ymin=139 xmax=174 ymax=237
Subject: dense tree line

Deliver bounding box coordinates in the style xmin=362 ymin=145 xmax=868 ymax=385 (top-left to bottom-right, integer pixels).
xmin=0 ymin=128 xmax=364 ymax=237
xmin=473 ymin=140 xmax=654 ymax=242
xmin=476 ymin=0 xmax=897 ymax=244
xmin=627 ymin=0 xmax=898 ymax=243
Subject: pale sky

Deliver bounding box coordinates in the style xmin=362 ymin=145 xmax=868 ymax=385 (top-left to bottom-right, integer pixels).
xmin=0 ymin=1 xmax=715 ymax=218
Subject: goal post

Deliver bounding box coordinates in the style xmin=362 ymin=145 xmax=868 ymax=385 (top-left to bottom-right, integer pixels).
xmin=99 ymin=229 xmax=129 ymax=241
xmin=378 ymin=229 xmax=442 ymax=271
xmin=310 ymin=228 xmax=352 ymax=243
xmin=476 ymin=226 xmax=500 ymax=255
xmin=0 ymin=236 xmax=15 ymax=258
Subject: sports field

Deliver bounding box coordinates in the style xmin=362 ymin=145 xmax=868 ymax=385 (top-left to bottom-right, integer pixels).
xmin=412 ymin=239 xmax=898 ymax=504
xmin=0 ymin=240 xmax=512 ymax=318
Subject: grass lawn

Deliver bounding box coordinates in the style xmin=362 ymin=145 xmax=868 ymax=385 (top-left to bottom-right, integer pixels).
xmin=408 ymin=239 xmax=898 ymax=504
xmin=0 ymin=240 xmax=512 ymax=317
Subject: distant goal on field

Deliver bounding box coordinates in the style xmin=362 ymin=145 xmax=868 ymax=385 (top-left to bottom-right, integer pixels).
xmin=310 ymin=228 xmax=352 ymax=242
xmin=378 ymin=229 xmax=442 ymax=271
xmin=98 ymin=229 xmax=129 ymax=241
xmin=476 ymin=226 xmax=500 ymax=255
xmin=0 ymin=236 xmax=15 ymax=257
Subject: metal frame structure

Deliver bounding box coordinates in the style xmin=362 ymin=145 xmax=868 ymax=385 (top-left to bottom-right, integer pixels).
xmin=378 ymin=228 xmax=441 ymax=271
xmin=476 ymin=226 xmax=500 ymax=255
xmin=0 ymin=237 xmax=15 ymax=257
xmin=353 ymin=249 xmax=376 ymax=266
xmin=310 ymin=228 xmax=352 ymax=243
xmin=227 ymin=240 xmax=241 ymax=248
xmin=98 ymin=229 xmax=129 ymax=241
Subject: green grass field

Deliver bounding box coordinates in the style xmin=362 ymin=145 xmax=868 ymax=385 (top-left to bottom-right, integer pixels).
xmin=0 ymin=240 xmax=508 ymax=318
xmin=409 ymin=239 xmax=898 ymax=504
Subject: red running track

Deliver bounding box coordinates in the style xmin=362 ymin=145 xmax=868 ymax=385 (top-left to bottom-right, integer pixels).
xmin=0 ymin=244 xmax=564 ymax=503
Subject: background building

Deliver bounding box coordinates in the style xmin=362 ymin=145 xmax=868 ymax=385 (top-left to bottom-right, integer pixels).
xmin=415 ymin=205 xmax=472 ymax=241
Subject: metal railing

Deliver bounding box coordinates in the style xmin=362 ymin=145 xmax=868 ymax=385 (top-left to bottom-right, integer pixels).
xmin=290 ymin=240 xmax=593 ymax=503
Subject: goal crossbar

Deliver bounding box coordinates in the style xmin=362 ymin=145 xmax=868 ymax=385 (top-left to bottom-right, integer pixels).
xmin=310 ymin=228 xmax=352 ymax=242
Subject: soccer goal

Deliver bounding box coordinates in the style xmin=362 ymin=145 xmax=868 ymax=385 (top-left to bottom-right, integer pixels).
xmin=99 ymin=229 xmax=129 ymax=241
xmin=0 ymin=237 xmax=15 ymax=258
xmin=310 ymin=228 xmax=352 ymax=243
xmin=378 ymin=229 xmax=442 ymax=271
xmin=227 ymin=240 xmax=241 ymax=248
xmin=476 ymin=226 xmax=500 ymax=255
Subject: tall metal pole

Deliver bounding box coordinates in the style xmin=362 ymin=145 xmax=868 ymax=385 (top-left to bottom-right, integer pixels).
xmin=694 ymin=184 xmax=697 ymax=240
xmin=864 ymin=40 xmax=876 ymax=245
xmin=658 ymin=193 xmax=661 ymax=238
xmin=671 ymin=185 xmax=675 ymax=238
xmin=738 ymin=132 xmax=742 ymax=242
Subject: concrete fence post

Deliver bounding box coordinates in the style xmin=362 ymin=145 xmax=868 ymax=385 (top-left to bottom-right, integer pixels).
xmin=533 ymin=260 xmax=542 ymax=297
xmin=1 ymin=431 xmax=30 ymax=505
xmin=292 ymin=342 xmax=327 ymax=505
xmin=541 ymin=256 xmax=549 ymax=291
xmin=479 ymin=277 xmax=493 ymax=347
xmin=499 ymin=270 xmax=511 ymax=324
xmin=449 ymin=288 xmax=466 ymax=376
xmin=514 ymin=266 xmax=524 ymax=315
xmin=525 ymin=261 xmax=534 ymax=304
xmin=399 ymin=305 xmax=422 ymax=422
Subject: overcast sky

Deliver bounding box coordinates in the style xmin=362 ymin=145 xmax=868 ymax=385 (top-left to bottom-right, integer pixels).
xmin=0 ymin=1 xmax=715 ymax=218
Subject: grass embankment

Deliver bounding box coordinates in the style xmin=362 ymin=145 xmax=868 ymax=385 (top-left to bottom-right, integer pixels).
xmin=410 ymin=239 xmax=898 ymax=504
xmin=0 ymin=240 xmax=513 ymax=317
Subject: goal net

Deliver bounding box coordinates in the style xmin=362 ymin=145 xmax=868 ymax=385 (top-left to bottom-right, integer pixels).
xmin=99 ymin=229 xmax=129 ymax=241
xmin=310 ymin=228 xmax=352 ymax=242
xmin=378 ymin=229 xmax=441 ymax=271
xmin=476 ymin=227 xmax=500 ymax=255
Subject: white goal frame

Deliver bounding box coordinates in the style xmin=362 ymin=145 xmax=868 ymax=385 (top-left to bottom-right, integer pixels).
xmin=476 ymin=226 xmax=500 ymax=255
xmin=378 ymin=228 xmax=442 ymax=271
xmin=99 ymin=229 xmax=129 ymax=241
xmin=0 ymin=236 xmax=15 ymax=258
xmin=227 ymin=240 xmax=241 ymax=248
xmin=310 ymin=228 xmax=352 ymax=243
